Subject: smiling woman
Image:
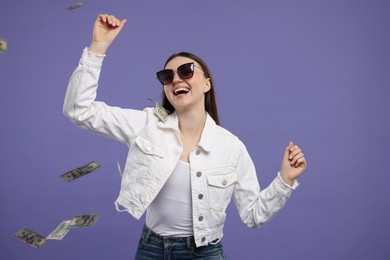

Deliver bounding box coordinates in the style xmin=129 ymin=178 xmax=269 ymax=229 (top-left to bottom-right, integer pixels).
xmin=63 ymin=13 xmax=307 ymax=260
xmin=159 ymin=52 xmax=219 ymax=127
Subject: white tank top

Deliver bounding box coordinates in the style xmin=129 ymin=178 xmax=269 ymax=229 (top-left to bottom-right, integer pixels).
xmin=145 ymin=160 xmax=193 ymax=236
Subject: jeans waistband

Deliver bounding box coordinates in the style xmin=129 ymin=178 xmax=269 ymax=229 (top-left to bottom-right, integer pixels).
xmin=140 ymin=224 xmax=197 ymax=249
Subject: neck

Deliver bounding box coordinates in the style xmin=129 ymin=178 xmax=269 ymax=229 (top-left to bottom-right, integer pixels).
xmin=177 ymin=109 xmax=207 ymax=137
xmin=176 ymin=108 xmax=207 ymax=163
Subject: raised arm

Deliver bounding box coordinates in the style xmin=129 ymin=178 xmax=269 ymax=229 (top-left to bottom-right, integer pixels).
xmin=63 ymin=14 xmax=147 ymax=145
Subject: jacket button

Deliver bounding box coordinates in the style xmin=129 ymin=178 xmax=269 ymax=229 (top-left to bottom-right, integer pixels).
xmin=145 ymin=146 xmax=152 ymax=151
xmin=196 ymin=171 xmax=202 ymax=177
xmin=196 ymin=149 xmax=200 ymax=155
xmin=198 ymin=194 xmax=203 ymax=199
xmin=222 ymin=180 xmax=227 ymax=186
xmin=201 ymin=237 xmax=206 ymax=242
xmin=198 ymin=216 xmax=204 ymax=221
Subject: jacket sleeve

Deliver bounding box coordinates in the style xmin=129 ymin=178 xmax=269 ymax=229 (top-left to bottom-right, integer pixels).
xmin=233 ymin=140 xmax=298 ymax=228
xmin=63 ymin=48 xmax=147 ymax=145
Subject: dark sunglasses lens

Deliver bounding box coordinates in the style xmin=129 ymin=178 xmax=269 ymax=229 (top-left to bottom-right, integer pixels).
xmin=157 ymin=70 xmax=174 ymax=85
xmin=156 ymin=63 xmax=195 ymax=85
xmin=178 ymin=63 xmax=194 ymax=79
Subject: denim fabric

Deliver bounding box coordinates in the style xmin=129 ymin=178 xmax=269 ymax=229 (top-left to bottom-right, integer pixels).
xmin=135 ymin=225 xmax=226 ymax=260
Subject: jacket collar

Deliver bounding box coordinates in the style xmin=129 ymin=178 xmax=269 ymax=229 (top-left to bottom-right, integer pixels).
xmin=198 ymin=113 xmax=216 ymax=153
xmin=157 ymin=111 xmax=216 ymax=153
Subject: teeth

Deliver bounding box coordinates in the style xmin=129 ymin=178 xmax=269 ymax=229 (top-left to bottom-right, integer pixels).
xmin=174 ymin=88 xmax=189 ymax=95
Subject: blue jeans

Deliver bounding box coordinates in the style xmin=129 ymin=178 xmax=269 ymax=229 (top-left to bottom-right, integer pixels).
xmin=135 ymin=225 xmax=226 ymax=259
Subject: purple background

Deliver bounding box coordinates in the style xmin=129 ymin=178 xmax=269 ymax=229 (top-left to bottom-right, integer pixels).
xmin=1 ymin=1 xmax=389 ymax=259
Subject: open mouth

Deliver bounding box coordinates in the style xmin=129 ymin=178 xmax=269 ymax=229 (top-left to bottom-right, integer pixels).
xmin=174 ymin=87 xmax=190 ymax=96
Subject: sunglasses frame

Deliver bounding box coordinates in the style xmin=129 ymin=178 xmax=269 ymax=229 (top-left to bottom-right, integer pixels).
xmin=156 ymin=62 xmax=199 ymax=85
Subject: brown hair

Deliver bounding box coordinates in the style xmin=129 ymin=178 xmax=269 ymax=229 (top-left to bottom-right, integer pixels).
xmin=160 ymin=52 xmax=220 ymax=125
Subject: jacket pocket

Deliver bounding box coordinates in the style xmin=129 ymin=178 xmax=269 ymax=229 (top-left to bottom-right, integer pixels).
xmin=125 ymin=131 xmax=167 ymax=183
xmin=135 ymin=135 xmax=167 ymax=158
xmin=206 ymin=171 xmax=237 ymax=212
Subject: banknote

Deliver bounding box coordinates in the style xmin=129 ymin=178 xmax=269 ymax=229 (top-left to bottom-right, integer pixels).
xmin=116 ymin=159 xmax=123 ymax=177
xmin=46 ymin=220 xmax=72 ymax=240
xmin=69 ymin=213 xmax=100 ymax=228
xmin=0 ymin=38 xmax=7 ymax=54
xmin=13 ymin=227 xmax=47 ymax=248
xmin=60 ymin=161 xmax=101 ymax=182
xmin=148 ymin=98 xmax=168 ymax=122
xmin=65 ymin=2 xmax=86 ymax=10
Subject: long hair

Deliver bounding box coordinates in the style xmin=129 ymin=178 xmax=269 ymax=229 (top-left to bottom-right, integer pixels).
xmin=160 ymin=52 xmax=220 ymax=125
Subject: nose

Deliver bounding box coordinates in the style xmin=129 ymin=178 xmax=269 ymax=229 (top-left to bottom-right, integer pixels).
xmin=171 ymin=71 xmax=182 ymax=84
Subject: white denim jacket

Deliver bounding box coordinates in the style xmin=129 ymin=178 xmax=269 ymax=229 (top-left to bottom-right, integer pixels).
xmin=63 ymin=49 xmax=298 ymax=247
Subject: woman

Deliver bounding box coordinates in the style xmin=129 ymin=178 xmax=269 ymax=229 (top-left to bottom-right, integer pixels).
xmin=63 ymin=14 xmax=307 ymax=260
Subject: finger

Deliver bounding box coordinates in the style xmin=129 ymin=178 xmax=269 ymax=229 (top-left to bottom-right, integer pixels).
xmin=288 ymin=148 xmax=302 ymax=160
xmin=98 ymin=14 xmax=120 ymax=27
xmin=110 ymin=15 xmax=124 ymax=27
xmin=291 ymin=153 xmax=304 ymax=165
xmin=294 ymin=157 xmax=307 ymax=168
xmin=119 ymin=18 xmax=127 ymax=27
xmin=98 ymin=14 xmax=109 ymax=23
xmin=106 ymin=15 xmax=113 ymax=26
xmin=290 ymin=152 xmax=304 ymax=165
xmin=289 ymin=144 xmax=300 ymax=153
xmin=108 ymin=15 xmax=117 ymax=26
xmin=284 ymin=141 xmax=294 ymax=157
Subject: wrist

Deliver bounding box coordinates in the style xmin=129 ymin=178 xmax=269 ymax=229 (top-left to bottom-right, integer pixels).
xmin=279 ymin=171 xmax=295 ymax=186
xmin=88 ymin=41 xmax=109 ymax=55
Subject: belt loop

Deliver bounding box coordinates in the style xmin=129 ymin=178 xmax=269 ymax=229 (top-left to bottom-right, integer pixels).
xmin=144 ymin=225 xmax=152 ymax=243
xmin=186 ymin=237 xmax=192 ymax=249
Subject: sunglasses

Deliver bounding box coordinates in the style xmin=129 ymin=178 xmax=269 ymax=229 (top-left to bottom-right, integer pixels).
xmin=156 ymin=62 xmax=201 ymax=85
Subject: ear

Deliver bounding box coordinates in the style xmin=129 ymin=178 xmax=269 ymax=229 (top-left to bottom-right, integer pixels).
xmin=203 ymin=78 xmax=211 ymax=93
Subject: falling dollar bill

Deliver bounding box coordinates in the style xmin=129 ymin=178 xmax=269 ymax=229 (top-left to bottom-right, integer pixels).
xmin=69 ymin=213 xmax=100 ymax=228
xmin=60 ymin=161 xmax=101 ymax=182
xmin=13 ymin=228 xmax=47 ymax=248
xmin=65 ymin=2 xmax=86 ymax=10
xmin=46 ymin=220 xmax=72 ymax=240
xmin=0 ymin=38 xmax=7 ymax=54
xmin=116 ymin=159 xmax=123 ymax=177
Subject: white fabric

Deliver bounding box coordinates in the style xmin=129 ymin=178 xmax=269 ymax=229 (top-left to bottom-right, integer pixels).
xmin=146 ymin=160 xmax=193 ymax=237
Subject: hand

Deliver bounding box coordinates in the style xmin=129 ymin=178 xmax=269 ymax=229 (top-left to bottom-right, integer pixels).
xmin=279 ymin=141 xmax=307 ymax=186
xmin=88 ymin=14 xmax=127 ymax=55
